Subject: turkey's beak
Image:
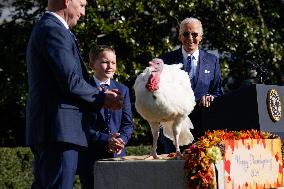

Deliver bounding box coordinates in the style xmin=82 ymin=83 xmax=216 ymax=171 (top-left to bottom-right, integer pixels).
xmin=149 ymin=65 xmax=157 ymax=73
xmin=148 ymin=58 xmax=164 ymax=73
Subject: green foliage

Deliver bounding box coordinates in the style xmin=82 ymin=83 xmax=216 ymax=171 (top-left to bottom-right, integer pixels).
xmin=0 ymin=147 xmax=81 ymax=189
xmin=0 ymin=0 xmax=46 ymax=146
xmin=128 ymin=117 xmax=152 ymax=145
xmin=0 ymin=147 xmax=33 ymax=189
xmin=0 ymin=146 xmax=151 ymax=189
xmin=0 ymin=0 xmax=283 ymax=146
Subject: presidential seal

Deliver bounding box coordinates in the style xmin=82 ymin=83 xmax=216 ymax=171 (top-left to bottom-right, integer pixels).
xmin=267 ymin=89 xmax=282 ymax=122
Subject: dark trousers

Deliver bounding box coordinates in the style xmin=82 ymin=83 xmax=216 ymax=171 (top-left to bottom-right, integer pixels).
xmin=77 ymin=141 xmax=114 ymax=189
xmin=30 ymin=142 xmax=82 ymax=189
xmin=78 ymin=149 xmax=96 ymax=189
xmin=77 ymin=146 xmax=97 ymax=189
xmin=157 ymin=106 xmax=204 ymax=154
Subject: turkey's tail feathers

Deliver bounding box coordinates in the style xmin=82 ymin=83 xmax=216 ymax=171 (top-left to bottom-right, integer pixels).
xmin=162 ymin=117 xmax=194 ymax=146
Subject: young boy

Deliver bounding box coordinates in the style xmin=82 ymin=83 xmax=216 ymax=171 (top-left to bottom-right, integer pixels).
xmin=78 ymin=45 xmax=134 ymax=189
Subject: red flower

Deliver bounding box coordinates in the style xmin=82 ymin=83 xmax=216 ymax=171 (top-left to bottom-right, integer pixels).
xmin=183 ymin=129 xmax=280 ymax=188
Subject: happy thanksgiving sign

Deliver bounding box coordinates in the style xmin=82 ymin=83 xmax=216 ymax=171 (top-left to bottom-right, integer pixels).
xmin=223 ymin=139 xmax=283 ymax=189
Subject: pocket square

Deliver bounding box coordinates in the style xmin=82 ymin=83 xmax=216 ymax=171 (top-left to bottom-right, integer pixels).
xmin=204 ymin=69 xmax=210 ymax=74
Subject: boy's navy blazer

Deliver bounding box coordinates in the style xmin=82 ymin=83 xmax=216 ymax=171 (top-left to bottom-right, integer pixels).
xmin=86 ymin=77 xmax=134 ymax=158
xmin=26 ymin=13 xmax=105 ymax=147
xmin=161 ymin=48 xmax=223 ymax=101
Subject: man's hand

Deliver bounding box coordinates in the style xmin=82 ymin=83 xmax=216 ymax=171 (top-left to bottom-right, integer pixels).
xmin=108 ymin=133 xmax=125 ymax=155
xmin=199 ymin=94 xmax=214 ymax=107
xmin=104 ymin=89 xmax=123 ymax=109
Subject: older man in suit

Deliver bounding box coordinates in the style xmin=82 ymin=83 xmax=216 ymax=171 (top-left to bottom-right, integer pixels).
xmin=26 ymin=0 xmax=123 ymax=188
xmin=158 ymin=17 xmax=223 ymax=153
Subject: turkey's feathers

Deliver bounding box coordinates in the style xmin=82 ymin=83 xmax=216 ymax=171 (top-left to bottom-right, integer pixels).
xmin=134 ymin=63 xmax=196 ymax=148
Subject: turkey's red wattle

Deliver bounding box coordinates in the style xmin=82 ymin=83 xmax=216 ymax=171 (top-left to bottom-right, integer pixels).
xmin=145 ymin=73 xmax=160 ymax=92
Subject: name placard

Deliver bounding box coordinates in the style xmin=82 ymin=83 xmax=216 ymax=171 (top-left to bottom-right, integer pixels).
xmin=224 ymin=139 xmax=283 ymax=189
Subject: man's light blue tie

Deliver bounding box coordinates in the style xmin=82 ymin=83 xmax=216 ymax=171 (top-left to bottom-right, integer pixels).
xmin=100 ymin=84 xmax=111 ymax=134
xmin=186 ymin=55 xmax=196 ymax=88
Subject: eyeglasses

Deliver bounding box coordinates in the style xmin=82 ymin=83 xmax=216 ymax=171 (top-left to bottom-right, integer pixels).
xmin=182 ymin=31 xmax=198 ymax=38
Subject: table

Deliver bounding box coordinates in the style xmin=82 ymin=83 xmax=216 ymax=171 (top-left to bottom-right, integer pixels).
xmin=94 ymin=156 xmax=187 ymax=189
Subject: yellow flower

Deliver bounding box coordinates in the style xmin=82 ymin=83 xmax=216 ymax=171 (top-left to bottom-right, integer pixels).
xmin=206 ymin=146 xmax=222 ymax=162
xmin=183 ymin=129 xmax=279 ymax=188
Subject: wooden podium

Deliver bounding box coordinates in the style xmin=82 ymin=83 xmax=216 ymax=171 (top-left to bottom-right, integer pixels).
xmin=201 ymin=84 xmax=284 ymax=139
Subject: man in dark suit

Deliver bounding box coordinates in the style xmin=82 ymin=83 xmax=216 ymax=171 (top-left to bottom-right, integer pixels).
xmin=26 ymin=1 xmax=123 ymax=188
xmin=78 ymin=45 xmax=134 ymax=189
xmin=158 ymin=17 xmax=223 ymax=153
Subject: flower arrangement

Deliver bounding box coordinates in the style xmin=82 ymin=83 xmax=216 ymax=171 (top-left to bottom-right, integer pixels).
xmin=182 ymin=129 xmax=280 ymax=189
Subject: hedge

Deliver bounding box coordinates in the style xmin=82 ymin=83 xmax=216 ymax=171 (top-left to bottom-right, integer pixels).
xmin=0 ymin=145 xmax=151 ymax=189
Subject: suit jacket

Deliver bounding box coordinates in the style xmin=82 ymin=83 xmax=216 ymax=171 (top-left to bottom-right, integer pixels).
xmin=161 ymin=48 xmax=223 ymax=101
xmin=26 ymin=13 xmax=105 ymax=147
xmin=85 ymin=77 xmax=134 ymax=159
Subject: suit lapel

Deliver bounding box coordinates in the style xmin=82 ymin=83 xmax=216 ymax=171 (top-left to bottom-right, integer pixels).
xmin=108 ymin=80 xmax=117 ymax=91
xmin=89 ymin=76 xmax=96 ymax=87
xmin=89 ymin=77 xmax=106 ymax=119
xmin=80 ymin=61 xmax=88 ymax=78
xmin=106 ymin=80 xmax=116 ymax=120
xmin=176 ymin=48 xmax=184 ymax=65
xmin=68 ymin=32 xmax=88 ymax=78
xmin=196 ymin=50 xmax=204 ymax=85
xmin=69 ymin=32 xmax=84 ymax=62
xmin=196 ymin=50 xmax=210 ymax=87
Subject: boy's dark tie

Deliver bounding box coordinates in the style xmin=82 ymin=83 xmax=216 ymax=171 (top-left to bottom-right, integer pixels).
xmin=100 ymin=84 xmax=111 ymax=133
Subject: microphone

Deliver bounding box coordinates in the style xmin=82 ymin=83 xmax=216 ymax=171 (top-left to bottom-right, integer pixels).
xmin=246 ymin=60 xmax=267 ymax=84
xmin=246 ymin=60 xmax=267 ymax=74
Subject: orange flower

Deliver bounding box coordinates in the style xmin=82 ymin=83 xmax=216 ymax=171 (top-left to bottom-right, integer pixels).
xmin=183 ymin=129 xmax=280 ymax=188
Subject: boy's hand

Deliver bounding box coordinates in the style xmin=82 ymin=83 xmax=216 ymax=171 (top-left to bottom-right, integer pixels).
xmin=108 ymin=133 xmax=125 ymax=155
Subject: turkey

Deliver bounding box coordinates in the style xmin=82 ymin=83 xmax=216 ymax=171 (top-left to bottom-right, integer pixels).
xmin=134 ymin=58 xmax=196 ymax=158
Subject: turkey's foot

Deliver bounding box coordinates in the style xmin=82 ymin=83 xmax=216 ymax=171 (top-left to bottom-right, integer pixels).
xmin=175 ymin=151 xmax=183 ymax=160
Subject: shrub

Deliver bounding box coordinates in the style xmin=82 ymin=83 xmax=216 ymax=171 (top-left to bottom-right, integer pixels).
xmin=0 ymin=147 xmax=33 ymax=189
xmin=0 ymin=146 xmax=151 ymax=189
